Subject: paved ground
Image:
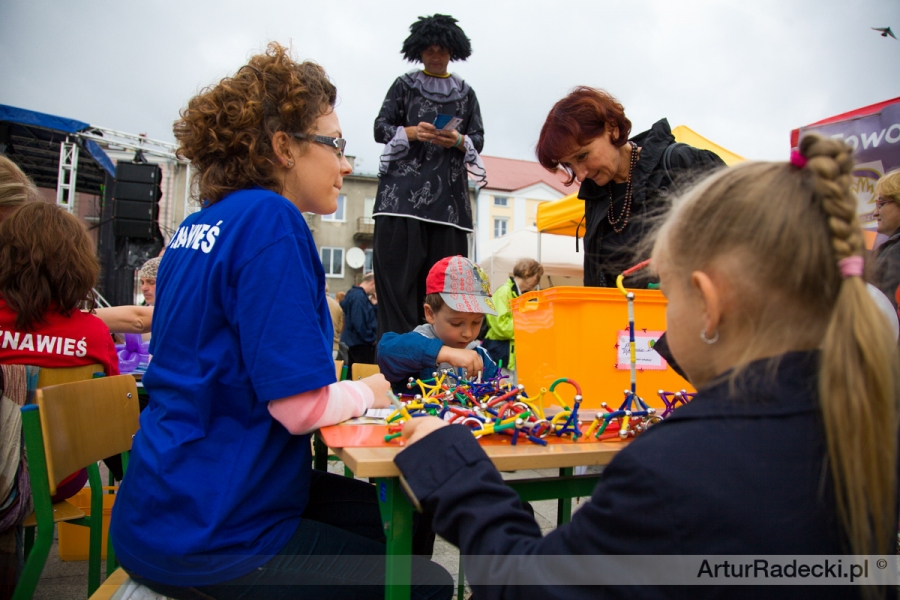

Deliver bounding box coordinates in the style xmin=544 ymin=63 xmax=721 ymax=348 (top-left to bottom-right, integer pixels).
xmin=32 ymin=461 xmax=602 ymax=599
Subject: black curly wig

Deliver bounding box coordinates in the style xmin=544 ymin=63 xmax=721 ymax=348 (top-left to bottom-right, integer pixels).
xmin=401 ymin=14 xmax=472 ymax=63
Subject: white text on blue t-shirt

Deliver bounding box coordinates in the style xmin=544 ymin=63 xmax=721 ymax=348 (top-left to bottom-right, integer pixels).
xmin=168 ymin=220 xmax=223 ymax=253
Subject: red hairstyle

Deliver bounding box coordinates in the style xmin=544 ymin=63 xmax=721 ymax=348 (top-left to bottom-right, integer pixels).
xmin=536 ymin=87 xmax=632 ymax=185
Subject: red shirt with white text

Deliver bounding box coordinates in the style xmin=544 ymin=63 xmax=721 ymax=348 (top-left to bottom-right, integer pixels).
xmin=0 ymin=298 xmax=119 ymax=375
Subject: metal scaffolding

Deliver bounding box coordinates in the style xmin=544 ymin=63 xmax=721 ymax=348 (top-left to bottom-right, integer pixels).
xmin=55 ymin=136 xmax=80 ymax=213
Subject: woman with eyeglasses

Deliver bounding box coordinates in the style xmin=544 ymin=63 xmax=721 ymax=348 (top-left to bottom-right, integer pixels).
xmin=871 ymin=169 xmax=900 ymax=308
xmin=110 ymin=43 xmax=452 ymax=600
xmin=536 ymin=87 xmax=725 ymax=288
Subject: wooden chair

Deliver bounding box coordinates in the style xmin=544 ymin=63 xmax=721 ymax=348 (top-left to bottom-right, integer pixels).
xmin=334 ymin=359 xmax=344 ymax=380
xmin=87 ymin=567 xmax=129 ymax=600
xmin=13 ymin=375 xmax=140 ymax=600
xmin=351 ymin=362 xmax=380 ymax=380
xmin=35 ymin=363 xmax=104 ymax=388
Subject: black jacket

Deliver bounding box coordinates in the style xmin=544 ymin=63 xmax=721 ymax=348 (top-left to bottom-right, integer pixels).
xmin=395 ymin=351 xmax=897 ymax=599
xmin=872 ymin=228 xmax=900 ymax=308
xmin=579 ymin=119 xmax=725 ymax=287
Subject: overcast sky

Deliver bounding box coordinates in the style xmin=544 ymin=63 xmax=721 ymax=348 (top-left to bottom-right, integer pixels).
xmin=1 ymin=0 xmax=898 ymax=174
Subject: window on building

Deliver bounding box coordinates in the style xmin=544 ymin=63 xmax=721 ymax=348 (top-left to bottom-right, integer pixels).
xmin=364 ymin=248 xmax=373 ymax=274
xmin=364 ymin=197 xmax=375 ymax=222
xmin=493 ymin=218 xmax=508 ymax=238
xmin=494 ymin=196 xmax=509 ymax=207
xmin=322 ymin=195 xmax=346 ymax=222
xmin=320 ymin=247 xmax=344 ymax=277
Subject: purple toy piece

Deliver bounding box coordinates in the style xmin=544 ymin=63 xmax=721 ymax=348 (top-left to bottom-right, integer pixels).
xmin=118 ymin=333 xmax=146 ymax=373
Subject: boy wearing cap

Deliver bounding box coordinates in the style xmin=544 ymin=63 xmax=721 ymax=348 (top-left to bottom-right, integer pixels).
xmin=378 ymin=256 xmax=499 ymax=394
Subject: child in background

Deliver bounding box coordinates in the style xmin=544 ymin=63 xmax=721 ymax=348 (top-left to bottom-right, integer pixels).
xmin=482 ymin=257 xmax=544 ymax=381
xmin=378 ymin=256 xmax=500 ymax=394
xmin=392 ymin=134 xmax=900 ymax=599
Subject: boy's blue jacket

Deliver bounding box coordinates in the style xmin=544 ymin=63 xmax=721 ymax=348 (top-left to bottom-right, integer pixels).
xmin=378 ymin=324 xmax=498 ymax=394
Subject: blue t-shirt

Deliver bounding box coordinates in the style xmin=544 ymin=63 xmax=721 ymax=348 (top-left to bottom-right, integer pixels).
xmin=110 ymin=188 xmax=336 ymax=586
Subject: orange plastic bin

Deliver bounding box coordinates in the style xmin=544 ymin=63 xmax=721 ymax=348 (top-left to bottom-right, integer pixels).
xmin=511 ymin=286 xmax=693 ymax=410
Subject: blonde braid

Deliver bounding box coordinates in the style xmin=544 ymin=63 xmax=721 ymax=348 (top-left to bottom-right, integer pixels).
xmin=800 ymin=135 xmax=863 ymax=262
xmin=800 ymin=133 xmax=900 ymax=560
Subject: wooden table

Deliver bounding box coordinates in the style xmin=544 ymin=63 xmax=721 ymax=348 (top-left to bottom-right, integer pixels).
xmin=314 ymin=427 xmax=627 ymax=600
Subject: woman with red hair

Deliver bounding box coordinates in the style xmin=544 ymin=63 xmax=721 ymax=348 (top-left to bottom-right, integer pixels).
xmin=536 ymin=87 xmax=725 ymax=287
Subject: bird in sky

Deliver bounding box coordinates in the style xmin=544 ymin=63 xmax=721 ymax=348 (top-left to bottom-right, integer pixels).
xmin=872 ymin=27 xmax=897 ymax=39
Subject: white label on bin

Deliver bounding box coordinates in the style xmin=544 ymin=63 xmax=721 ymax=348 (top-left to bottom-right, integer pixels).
xmin=616 ymin=330 xmax=667 ymax=371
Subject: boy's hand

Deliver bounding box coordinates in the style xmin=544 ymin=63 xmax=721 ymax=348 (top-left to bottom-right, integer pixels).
xmin=436 ymin=347 xmax=484 ymax=375
xmin=402 ymin=416 xmax=448 ymax=446
xmin=361 ymin=374 xmax=392 ymax=408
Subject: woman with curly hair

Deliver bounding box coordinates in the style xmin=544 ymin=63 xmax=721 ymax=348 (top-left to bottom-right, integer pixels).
xmin=372 ymin=14 xmax=486 ymax=339
xmin=109 ymin=43 xmax=451 ymax=600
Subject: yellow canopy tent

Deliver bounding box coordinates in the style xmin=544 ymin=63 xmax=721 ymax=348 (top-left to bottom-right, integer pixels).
xmin=535 ymin=125 xmax=744 ymax=238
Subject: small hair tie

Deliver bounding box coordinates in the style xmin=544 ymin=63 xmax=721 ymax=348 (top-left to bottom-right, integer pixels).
xmin=790 ymin=149 xmax=807 ymax=169
xmin=838 ymin=255 xmax=864 ymax=279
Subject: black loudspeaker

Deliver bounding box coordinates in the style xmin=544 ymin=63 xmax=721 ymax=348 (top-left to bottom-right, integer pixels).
xmin=114 ymin=200 xmax=157 ymax=221
xmin=114 ymin=181 xmax=161 ymax=202
xmin=113 ymin=162 xmax=162 ymax=239
xmin=115 ymin=162 xmax=160 ymax=185
xmin=114 ymin=219 xmax=156 ymax=239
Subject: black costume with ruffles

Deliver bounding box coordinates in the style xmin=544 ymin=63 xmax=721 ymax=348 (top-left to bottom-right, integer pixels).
xmin=373 ymin=69 xmax=485 ymax=229
xmin=372 ymin=69 xmax=486 ymax=338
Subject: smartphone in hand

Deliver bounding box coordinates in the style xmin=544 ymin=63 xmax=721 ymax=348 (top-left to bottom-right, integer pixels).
xmin=432 ymin=114 xmax=463 ymax=131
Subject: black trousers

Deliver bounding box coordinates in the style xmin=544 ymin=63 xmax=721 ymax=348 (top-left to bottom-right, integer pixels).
xmin=373 ymin=216 xmax=469 ymax=340
xmin=347 ymin=344 xmax=377 ymax=370
xmin=131 ymin=470 xmax=446 ymax=600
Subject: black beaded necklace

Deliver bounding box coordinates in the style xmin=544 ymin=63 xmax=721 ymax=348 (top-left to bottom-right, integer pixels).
xmin=606 ymin=141 xmax=639 ymax=234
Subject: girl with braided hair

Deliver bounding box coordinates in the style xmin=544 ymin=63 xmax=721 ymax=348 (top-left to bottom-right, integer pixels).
xmin=390 ymin=133 xmax=899 ymax=599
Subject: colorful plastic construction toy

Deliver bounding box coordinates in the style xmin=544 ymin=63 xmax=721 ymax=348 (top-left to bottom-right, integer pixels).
xmin=382 ymin=260 xmax=694 ymax=445
xmin=580 ymin=259 xmax=694 ymax=440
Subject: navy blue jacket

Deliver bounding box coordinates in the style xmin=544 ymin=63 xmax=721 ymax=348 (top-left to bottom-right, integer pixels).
xmin=378 ymin=324 xmax=498 ymax=394
xmin=339 ymin=285 xmax=376 ymax=347
xmin=395 ymin=351 xmax=898 ymax=599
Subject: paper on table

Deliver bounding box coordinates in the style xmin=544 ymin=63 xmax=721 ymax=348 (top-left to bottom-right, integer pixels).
xmin=365 ymin=408 xmax=394 ymax=419
xmin=341 ymin=416 xmax=388 ymax=425
xmin=340 ymin=407 xmax=393 ymax=425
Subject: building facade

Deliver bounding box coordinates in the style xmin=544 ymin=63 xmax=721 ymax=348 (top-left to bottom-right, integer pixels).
xmin=304 ymin=158 xmax=377 ymax=295
xmin=307 ymin=157 xmax=479 ymax=295
xmin=474 ymin=156 xmax=575 ymax=261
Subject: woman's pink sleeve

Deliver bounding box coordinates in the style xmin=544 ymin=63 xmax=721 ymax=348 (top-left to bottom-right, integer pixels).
xmin=267 ymin=379 xmax=375 ymax=435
